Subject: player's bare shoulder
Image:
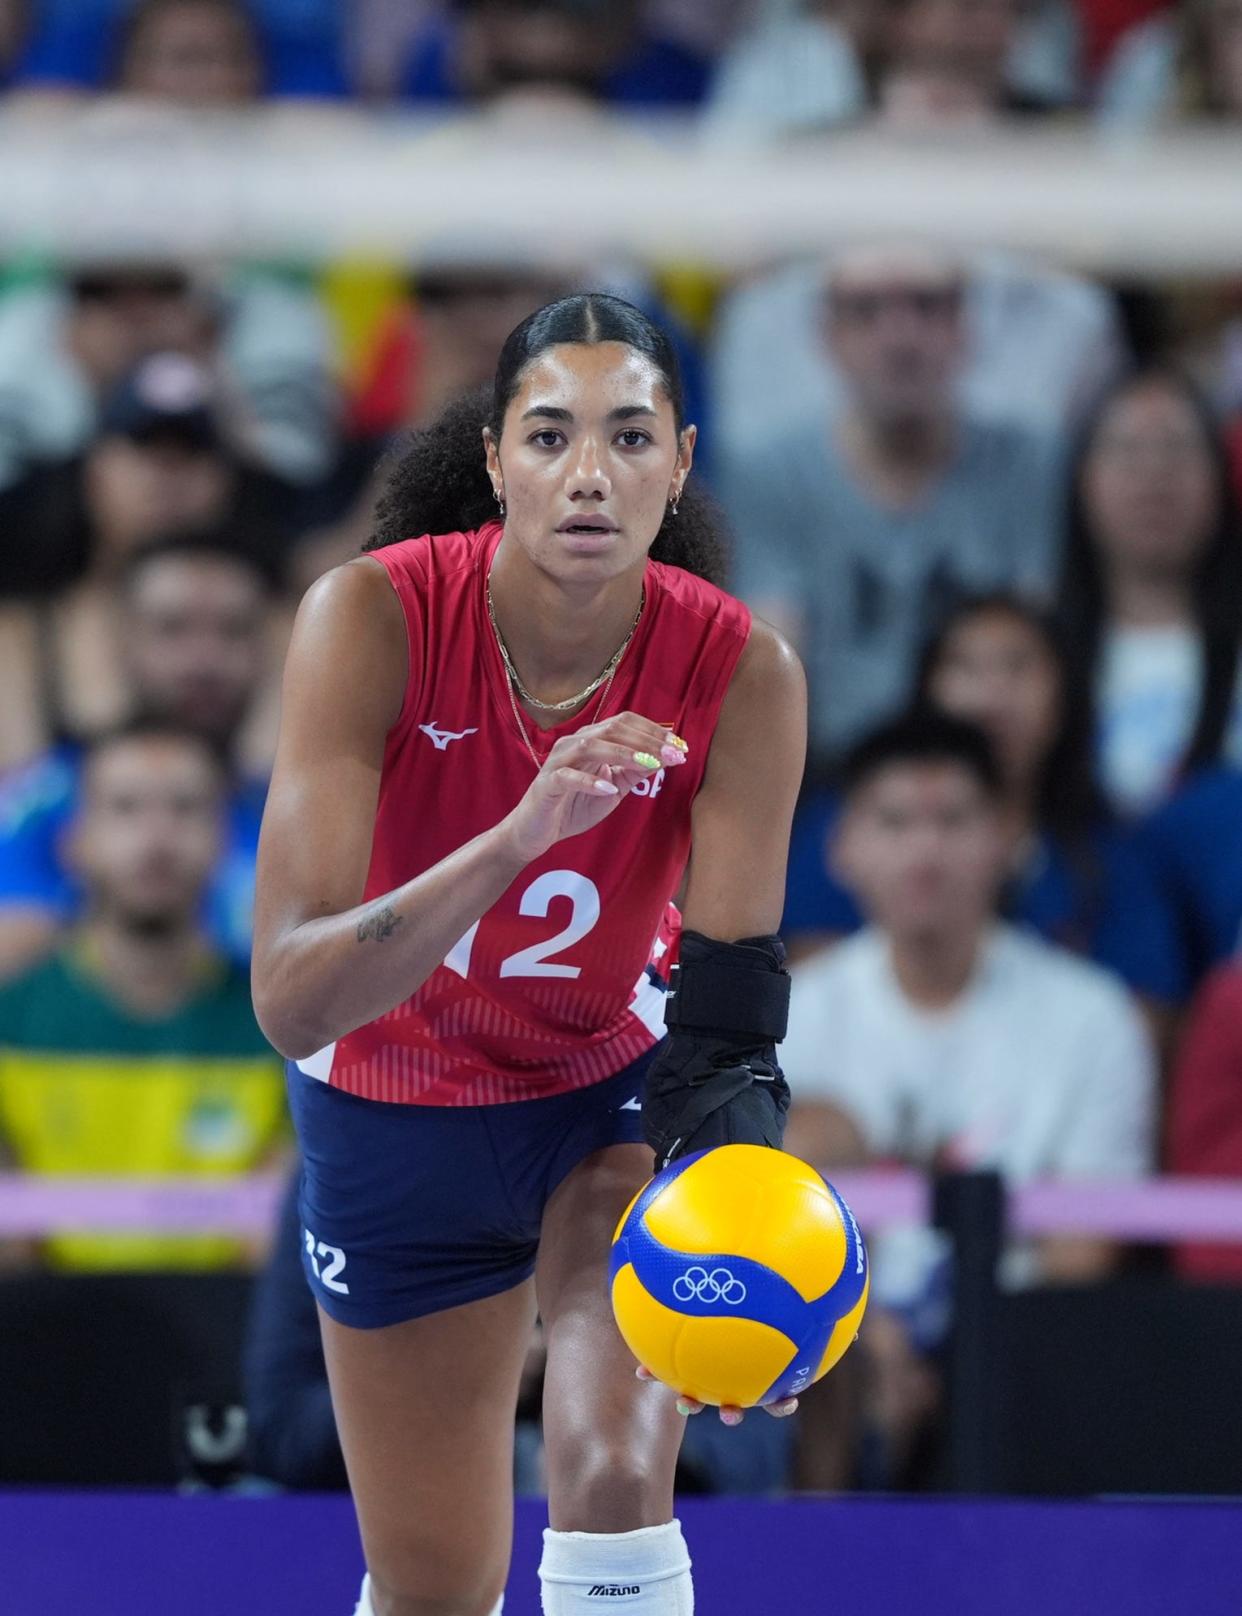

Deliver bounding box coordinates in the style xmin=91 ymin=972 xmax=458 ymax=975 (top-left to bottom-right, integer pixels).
xmin=282 ymin=556 xmax=409 ymax=738
xmin=719 ymin=615 xmax=808 ymax=738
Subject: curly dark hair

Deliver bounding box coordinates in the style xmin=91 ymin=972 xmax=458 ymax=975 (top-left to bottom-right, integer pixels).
xmin=366 ymin=293 xmax=728 ymax=586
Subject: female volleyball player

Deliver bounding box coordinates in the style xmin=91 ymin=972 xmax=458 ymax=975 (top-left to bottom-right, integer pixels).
xmin=251 ymin=294 xmax=806 ymax=1616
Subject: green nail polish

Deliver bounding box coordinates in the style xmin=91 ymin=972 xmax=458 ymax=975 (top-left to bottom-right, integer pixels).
xmin=634 ymin=752 xmax=660 ymax=769
xmin=676 ymin=1399 xmax=692 ymax=1417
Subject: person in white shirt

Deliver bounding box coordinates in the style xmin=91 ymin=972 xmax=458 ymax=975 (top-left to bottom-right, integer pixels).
xmin=782 ymin=708 xmax=1156 ymax=1484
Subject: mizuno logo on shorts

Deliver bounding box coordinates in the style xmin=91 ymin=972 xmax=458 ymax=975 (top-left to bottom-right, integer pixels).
xmin=587 ymin=1587 xmax=641 ymax=1597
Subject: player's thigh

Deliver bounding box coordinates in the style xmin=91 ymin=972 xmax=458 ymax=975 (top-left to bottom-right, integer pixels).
xmin=320 ymin=1280 xmax=537 ymax=1605
xmin=536 ymin=1143 xmax=684 ymax=1532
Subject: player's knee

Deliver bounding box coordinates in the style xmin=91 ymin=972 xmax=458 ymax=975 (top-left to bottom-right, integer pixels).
xmin=549 ymin=1438 xmax=666 ymax=1533
xmin=366 ymin=1541 xmax=504 ymax=1616
xmin=367 ymin=1569 xmax=503 ymax=1616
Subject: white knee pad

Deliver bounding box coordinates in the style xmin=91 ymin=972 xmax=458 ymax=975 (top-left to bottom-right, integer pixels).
xmin=539 ymin=1521 xmax=693 ymax=1613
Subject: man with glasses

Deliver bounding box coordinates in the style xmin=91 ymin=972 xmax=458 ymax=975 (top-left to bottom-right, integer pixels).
xmin=721 ymin=243 xmax=1062 ymax=764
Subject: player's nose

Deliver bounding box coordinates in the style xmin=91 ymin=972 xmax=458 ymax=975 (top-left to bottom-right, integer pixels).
xmin=565 ymin=436 xmax=612 ymax=501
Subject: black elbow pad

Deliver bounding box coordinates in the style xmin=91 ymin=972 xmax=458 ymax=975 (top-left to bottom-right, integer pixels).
xmin=643 ymin=930 xmax=792 ymax=1171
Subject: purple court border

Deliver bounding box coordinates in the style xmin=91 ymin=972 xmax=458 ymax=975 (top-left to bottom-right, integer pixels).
xmin=7 ymin=1170 xmax=1242 ymax=1241
xmin=3 ymin=1492 xmax=1241 ymax=1615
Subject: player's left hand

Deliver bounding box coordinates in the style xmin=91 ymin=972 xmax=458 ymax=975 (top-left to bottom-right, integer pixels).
xmin=635 ymin=1364 xmax=798 ymax=1425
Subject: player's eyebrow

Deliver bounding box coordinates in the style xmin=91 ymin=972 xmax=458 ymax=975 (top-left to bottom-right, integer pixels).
xmin=520 ymin=404 xmax=658 ymax=422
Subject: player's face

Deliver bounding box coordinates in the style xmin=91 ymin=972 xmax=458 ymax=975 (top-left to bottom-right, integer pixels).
xmin=488 ymin=342 xmax=694 ymax=584
xmin=926 ymin=611 xmax=1061 ymax=791
xmin=69 ymin=737 xmax=223 ymax=932
xmin=1082 ymin=381 xmax=1220 ymax=577
xmin=835 ymin=763 xmax=1006 ymax=940
xmin=124 ymin=557 xmax=267 ymax=746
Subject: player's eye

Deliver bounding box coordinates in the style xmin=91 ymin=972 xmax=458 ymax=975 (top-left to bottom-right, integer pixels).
xmin=530 ymin=429 xmax=564 ymax=449
xmin=616 ymin=429 xmax=652 ymax=448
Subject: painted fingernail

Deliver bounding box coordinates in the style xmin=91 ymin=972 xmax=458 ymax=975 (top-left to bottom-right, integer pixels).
xmin=675 ymin=1399 xmax=694 ymax=1417
xmin=593 ymin=778 xmax=620 ymax=795
xmin=633 ymin=752 xmax=661 ymax=770
xmin=721 ymin=1409 xmax=743 ymax=1427
xmin=660 ymin=745 xmax=685 ymax=767
xmin=664 ymin=733 xmax=688 ymax=752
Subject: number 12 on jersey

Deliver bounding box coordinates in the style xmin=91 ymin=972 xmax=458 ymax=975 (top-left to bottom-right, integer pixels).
xmin=444 ymin=869 xmax=601 ymax=982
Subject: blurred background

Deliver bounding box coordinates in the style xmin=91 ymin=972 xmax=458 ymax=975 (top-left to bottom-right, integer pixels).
xmin=2 ymin=0 xmax=1242 ymax=1517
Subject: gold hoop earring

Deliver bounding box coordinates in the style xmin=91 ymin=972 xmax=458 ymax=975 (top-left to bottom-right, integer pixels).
xmin=494 ymin=486 xmax=506 ymax=516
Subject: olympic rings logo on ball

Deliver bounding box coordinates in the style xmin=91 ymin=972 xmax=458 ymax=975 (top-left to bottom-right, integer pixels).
xmin=672 ymin=1265 xmax=748 ymax=1305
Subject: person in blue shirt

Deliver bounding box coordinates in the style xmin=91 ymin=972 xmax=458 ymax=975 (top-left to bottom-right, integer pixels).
xmin=0 ymin=530 xmax=272 ymax=977
xmin=401 ymin=0 xmax=709 ymax=110
xmin=783 ymin=593 xmax=1186 ymax=1005
xmin=15 ymin=0 xmax=346 ymax=100
xmin=1139 ymin=766 xmax=1242 ymax=990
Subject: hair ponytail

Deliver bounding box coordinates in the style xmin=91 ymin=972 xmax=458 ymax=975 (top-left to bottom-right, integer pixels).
xmin=365 ymin=294 xmax=729 ymax=586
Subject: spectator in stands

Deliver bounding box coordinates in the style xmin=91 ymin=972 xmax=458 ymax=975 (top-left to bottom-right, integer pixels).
xmin=701 ymin=1 xmax=870 ymax=142
xmin=1168 ymin=962 xmax=1242 ymax=1284
xmin=718 ymin=243 xmax=1062 ymax=762
xmin=0 ymin=261 xmax=338 ymax=489
xmin=0 ymin=530 xmax=272 ymax=976
xmin=112 ymin=0 xmax=262 ymax=104
xmin=783 ymin=595 xmax=1186 ymax=1005
xmin=711 ymin=251 xmax=1122 ymax=455
xmin=871 ymin=0 xmax=1064 ymax=129
xmin=781 ymin=710 xmax=1155 ymax=1482
xmin=0 ymin=0 xmax=30 ymax=83
xmin=0 ymin=719 xmax=286 ymax=1271
xmin=1098 ymin=0 xmax=1242 ymax=126
xmin=0 ymin=353 xmax=296 ymax=753
xmin=703 ymin=0 xmax=1081 ymax=143
xmin=12 ymin=0 xmax=346 ymax=98
xmin=1056 ymin=367 xmax=1242 ymax=817
xmin=1135 ymin=764 xmax=1242 ymax=992
xmin=400 ymin=0 xmax=709 ymax=110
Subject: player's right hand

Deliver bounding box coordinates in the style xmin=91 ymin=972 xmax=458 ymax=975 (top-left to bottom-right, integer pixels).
xmin=501 ymin=712 xmax=688 ymax=864
xmin=635 ymin=1364 xmax=799 ymax=1425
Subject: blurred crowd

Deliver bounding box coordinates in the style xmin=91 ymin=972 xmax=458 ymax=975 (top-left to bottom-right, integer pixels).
xmin=4 ymin=0 xmax=1242 ymax=1498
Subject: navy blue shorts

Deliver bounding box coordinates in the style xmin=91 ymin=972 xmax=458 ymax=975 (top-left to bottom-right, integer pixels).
xmin=287 ymin=1052 xmax=653 ymax=1329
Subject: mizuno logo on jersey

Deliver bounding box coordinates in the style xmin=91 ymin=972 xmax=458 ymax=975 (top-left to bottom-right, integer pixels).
xmin=618 ymin=1096 xmax=642 ymax=1112
xmin=419 ymin=721 xmax=479 ymax=750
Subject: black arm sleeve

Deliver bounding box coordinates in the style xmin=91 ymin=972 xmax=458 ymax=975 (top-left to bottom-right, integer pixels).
xmin=642 ymin=930 xmax=792 ymax=1171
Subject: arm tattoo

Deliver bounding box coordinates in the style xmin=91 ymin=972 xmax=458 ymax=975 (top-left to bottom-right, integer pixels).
xmin=356 ymin=904 xmax=403 ymax=944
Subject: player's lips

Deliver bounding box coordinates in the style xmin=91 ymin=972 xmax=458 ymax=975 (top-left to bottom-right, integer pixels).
xmin=556 ymin=515 xmax=619 ymax=534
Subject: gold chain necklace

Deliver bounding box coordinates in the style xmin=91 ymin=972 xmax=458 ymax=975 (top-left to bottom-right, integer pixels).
xmin=486 ymin=576 xmax=643 ymax=771
xmin=486 ymin=579 xmax=644 ymax=713
xmin=500 ymin=643 xmax=624 ymax=772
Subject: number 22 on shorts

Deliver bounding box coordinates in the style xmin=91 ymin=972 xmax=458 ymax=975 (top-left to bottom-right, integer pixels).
xmin=305 ymin=1228 xmax=350 ymax=1294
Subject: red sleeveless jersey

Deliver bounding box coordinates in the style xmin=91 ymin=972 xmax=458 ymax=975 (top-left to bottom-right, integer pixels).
xmin=294 ymin=520 xmax=751 ymax=1105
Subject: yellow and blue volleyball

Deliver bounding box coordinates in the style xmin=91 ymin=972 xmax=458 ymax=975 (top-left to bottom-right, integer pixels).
xmin=609 ymin=1144 xmax=869 ymax=1408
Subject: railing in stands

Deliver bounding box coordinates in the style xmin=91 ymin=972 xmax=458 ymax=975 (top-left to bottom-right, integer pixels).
xmin=3 ymin=1169 xmax=1242 ymax=1240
